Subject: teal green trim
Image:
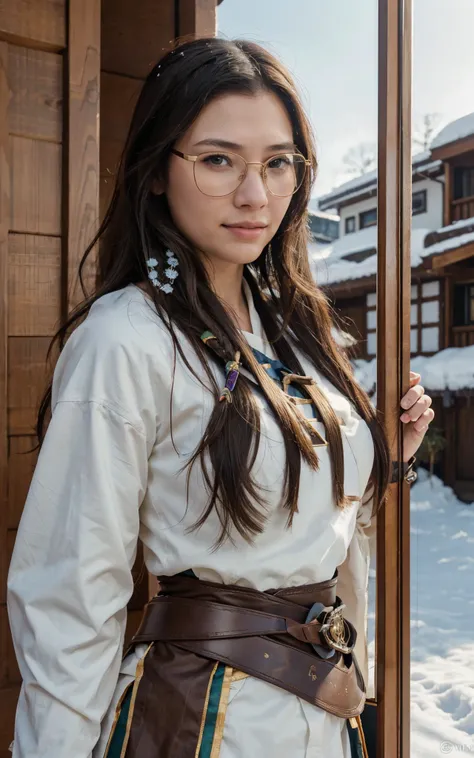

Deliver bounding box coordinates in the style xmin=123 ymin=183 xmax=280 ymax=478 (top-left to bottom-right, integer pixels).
xmin=199 ymin=663 xmax=226 ymax=758
xmin=106 ymin=684 xmax=134 ymax=758
xmin=347 ymin=719 xmax=364 ymax=758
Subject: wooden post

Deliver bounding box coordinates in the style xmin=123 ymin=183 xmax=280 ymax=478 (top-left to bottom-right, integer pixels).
xmin=65 ymin=0 xmax=101 ymax=312
xmin=443 ymin=163 xmax=452 ymax=227
xmin=0 ymin=41 xmax=9 ymax=613
xmin=177 ymin=0 xmax=217 ymax=39
xmin=377 ymin=0 xmax=412 ymax=755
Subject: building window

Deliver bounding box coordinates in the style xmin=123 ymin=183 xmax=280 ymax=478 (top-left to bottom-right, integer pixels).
xmin=367 ymin=331 xmax=377 ymax=356
xmin=454 ymin=167 xmax=474 ymax=200
xmin=412 ymin=189 xmax=427 ymax=216
xmin=421 ymin=327 xmax=439 ymax=352
xmin=359 ymin=208 xmax=377 ymax=229
xmin=366 ymin=293 xmax=377 ymax=356
xmin=453 ymin=283 xmax=474 ymax=326
xmin=408 ymin=280 xmax=441 ymax=355
xmin=345 ymin=216 xmax=356 ymax=234
xmin=308 ymin=213 xmax=340 ymax=243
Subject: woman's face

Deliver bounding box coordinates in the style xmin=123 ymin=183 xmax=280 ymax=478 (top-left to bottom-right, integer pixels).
xmin=163 ymin=91 xmax=296 ymax=270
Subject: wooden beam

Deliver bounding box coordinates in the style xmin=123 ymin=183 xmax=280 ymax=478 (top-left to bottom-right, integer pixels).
xmin=443 ymin=162 xmax=452 ymax=226
xmin=65 ymin=0 xmax=100 ymax=313
xmin=377 ymin=0 xmax=412 ymax=756
xmin=177 ymin=0 xmax=217 ymax=39
xmin=0 ymin=0 xmax=66 ymax=53
xmin=443 ymin=276 xmax=450 ymax=349
xmin=426 ymin=242 xmax=474 ymax=270
xmin=431 ymin=134 xmax=474 ymax=162
xmin=0 ymin=42 xmax=9 ymax=606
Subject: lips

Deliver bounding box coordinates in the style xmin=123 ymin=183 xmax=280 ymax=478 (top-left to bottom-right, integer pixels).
xmin=222 ymin=224 xmax=268 ymax=240
xmin=223 ymin=223 xmax=268 ymax=229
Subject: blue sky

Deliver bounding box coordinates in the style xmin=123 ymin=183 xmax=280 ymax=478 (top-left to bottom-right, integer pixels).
xmin=218 ymin=0 xmax=474 ymax=198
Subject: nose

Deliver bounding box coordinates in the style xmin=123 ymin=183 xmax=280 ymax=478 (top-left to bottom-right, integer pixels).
xmin=233 ymin=164 xmax=269 ymax=208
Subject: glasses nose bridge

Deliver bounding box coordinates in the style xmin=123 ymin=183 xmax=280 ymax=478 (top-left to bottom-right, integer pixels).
xmin=241 ymin=159 xmax=267 ymax=189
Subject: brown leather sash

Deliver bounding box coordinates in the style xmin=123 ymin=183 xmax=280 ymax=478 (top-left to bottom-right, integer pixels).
xmin=121 ymin=572 xmax=366 ymax=757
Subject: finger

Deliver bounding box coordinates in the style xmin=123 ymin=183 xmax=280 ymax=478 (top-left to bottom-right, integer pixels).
xmin=401 ymin=384 xmax=425 ymax=410
xmin=400 ymin=394 xmax=432 ymax=423
xmin=412 ymin=408 xmax=435 ymax=432
xmin=409 ymin=371 xmax=421 ymax=386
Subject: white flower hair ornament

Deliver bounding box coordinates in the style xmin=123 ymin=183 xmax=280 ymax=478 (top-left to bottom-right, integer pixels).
xmin=146 ymin=250 xmax=179 ymax=294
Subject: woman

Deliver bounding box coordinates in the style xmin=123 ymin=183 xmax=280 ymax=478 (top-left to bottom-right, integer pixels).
xmin=7 ymin=38 xmax=434 ymax=758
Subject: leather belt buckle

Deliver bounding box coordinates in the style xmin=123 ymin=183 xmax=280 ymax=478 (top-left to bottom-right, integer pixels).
xmin=319 ymin=603 xmax=354 ymax=655
xmin=305 ymin=600 xmax=355 ymax=657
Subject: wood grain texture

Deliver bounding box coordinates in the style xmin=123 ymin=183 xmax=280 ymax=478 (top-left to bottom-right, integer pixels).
xmin=10 ymin=135 xmax=61 ymax=235
xmin=7 ymin=435 xmax=37 ymax=530
xmin=0 ymin=0 xmax=65 ymax=52
xmin=101 ymin=0 xmax=175 ymax=79
xmin=8 ymin=234 xmax=61 ymax=336
xmin=66 ymin=0 xmax=100 ymax=310
xmin=0 ymin=40 xmax=9 ymax=657
xmin=177 ymin=0 xmax=217 ymax=39
xmin=8 ymin=46 xmax=62 ymax=142
xmin=0 ymin=604 xmax=21 ymax=687
xmin=100 ymin=71 xmax=141 ymax=175
xmin=377 ymin=0 xmax=412 ymax=755
xmin=125 ymin=609 xmax=144 ymax=648
xmin=7 ymin=337 xmax=52 ymax=436
xmin=0 ymin=684 xmax=21 ymax=757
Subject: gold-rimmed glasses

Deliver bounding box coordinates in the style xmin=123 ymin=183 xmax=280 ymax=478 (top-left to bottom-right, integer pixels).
xmin=171 ymin=149 xmax=311 ymax=197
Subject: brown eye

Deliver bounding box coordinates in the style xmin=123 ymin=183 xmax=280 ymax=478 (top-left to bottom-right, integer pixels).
xmin=202 ymin=153 xmax=232 ymax=168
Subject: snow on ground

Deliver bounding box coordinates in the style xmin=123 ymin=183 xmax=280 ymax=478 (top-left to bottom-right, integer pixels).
xmin=366 ymin=469 xmax=474 ymax=756
xmin=352 ymin=345 xmax=474 ymax=394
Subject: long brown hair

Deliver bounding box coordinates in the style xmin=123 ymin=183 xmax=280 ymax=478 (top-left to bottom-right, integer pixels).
xmin=38 ymin=37 xmax=391 ymax=546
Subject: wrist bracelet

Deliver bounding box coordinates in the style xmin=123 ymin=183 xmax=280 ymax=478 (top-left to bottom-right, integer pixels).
xmin=390 ymin=455 xmax=417 ymax=484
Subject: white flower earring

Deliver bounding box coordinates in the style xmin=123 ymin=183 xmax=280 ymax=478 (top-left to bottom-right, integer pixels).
xmin=146 ymin=250 xmax=179 ymax=294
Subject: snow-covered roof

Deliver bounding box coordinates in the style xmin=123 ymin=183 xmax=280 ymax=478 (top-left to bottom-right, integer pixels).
xmin=311 ymin=217 xmax=474 ymax=287
xmin=431 ymin=111 xmax=474 ymax=150
xmin=429 ymin=215 xmax=474 ymax=236
xmin=318 ymin=151 xmax=442 ymax=211
xmin=311 ymin=227 xmax=432 ymax=286
xmin=353 ymin=344 xmax=474 ymax=394
xmin=423 ymin=228 xmax=474 ymax=257
xmin=309 ymin=225 xmax=377 ymax=264
xmin=308 ymin=209 xmax=339 ymax=222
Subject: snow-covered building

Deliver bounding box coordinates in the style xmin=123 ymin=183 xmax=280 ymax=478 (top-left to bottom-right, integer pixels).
xmin=312 ymin=112 xmax=474 ymax=502
xmin=307 ymin=209 xmax=339 ymax=252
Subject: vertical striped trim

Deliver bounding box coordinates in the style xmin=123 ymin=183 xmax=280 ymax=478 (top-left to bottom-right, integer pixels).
xmin=194 ymin=662 xmax=220 ymax=758
xmin=355 ymin=715 xmax=370 ymax=758
xmin=209 ymin=666 xmax=233 ymax=758
xmin=103 ymin=682 xmax=134 ymax=758
xmin=118 ymin=643 xmax=154 ymax=758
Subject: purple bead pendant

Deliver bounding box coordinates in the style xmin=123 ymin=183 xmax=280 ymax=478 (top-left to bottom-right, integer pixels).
xmin=219 ymin=352 xmax=241 ymax=403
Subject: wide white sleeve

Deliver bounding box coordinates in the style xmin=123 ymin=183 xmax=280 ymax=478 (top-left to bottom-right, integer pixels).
xmin=336 ymin=483 xmax=376 ymax=698
xmin=6 ymin=318 xmax=158 ymax=757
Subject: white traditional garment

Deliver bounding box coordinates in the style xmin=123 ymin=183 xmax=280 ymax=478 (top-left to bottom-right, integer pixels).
xmin=7 ymin=279 xmax=375 ymax=758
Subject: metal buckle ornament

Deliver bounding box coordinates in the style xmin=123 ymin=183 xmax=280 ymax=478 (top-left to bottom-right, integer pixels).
xmin=319 ymin=604 xmax=353 ymax=655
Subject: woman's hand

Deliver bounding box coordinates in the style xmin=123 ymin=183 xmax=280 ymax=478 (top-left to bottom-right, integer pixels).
xmin=400 ymin=371 xmax=435 ymax=461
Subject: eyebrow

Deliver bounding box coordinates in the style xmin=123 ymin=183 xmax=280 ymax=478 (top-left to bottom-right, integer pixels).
xmin=192 ymin=138 xmax=298 ymax=152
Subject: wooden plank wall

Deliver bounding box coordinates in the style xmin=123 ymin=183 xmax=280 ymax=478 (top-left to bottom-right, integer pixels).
xmin=0 ymin=1 xmax=217 ymax=751
xmin=0 ymin=0 xmax=100 ymax=753
xmin=0 ymin=4 xmax=67 ymax=753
